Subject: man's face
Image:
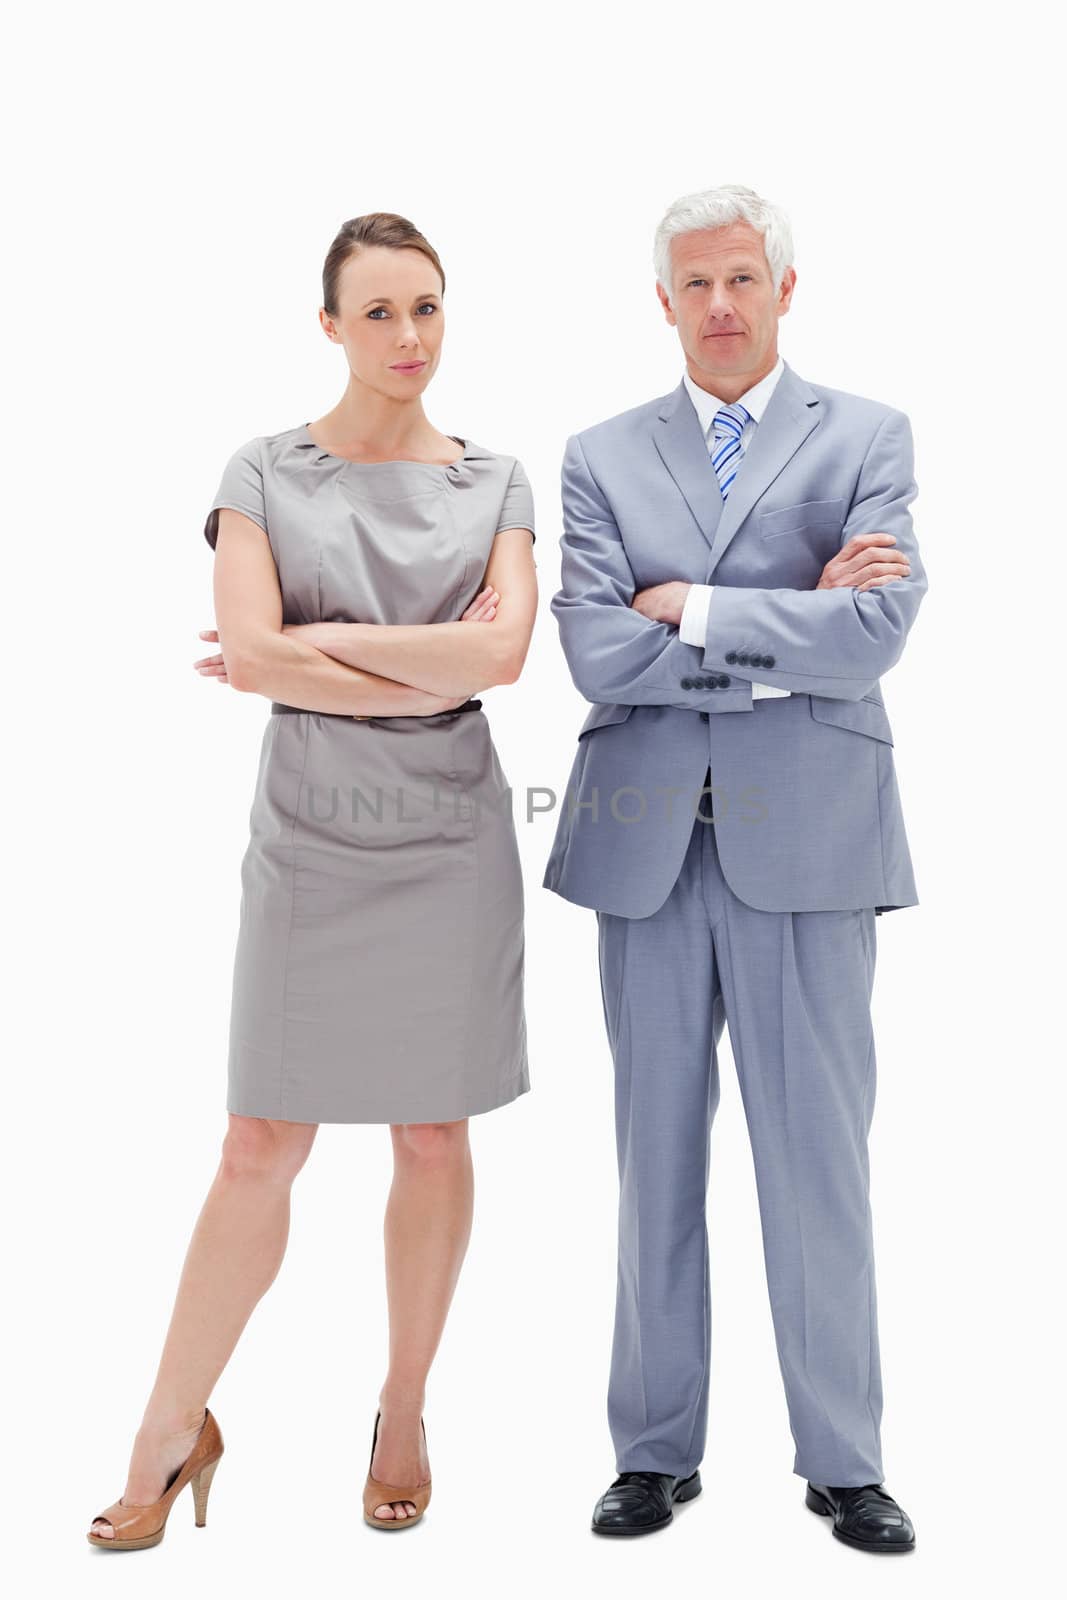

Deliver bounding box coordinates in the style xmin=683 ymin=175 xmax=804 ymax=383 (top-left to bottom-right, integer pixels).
xmin=657 ymin=221 xmax=795 ymax=395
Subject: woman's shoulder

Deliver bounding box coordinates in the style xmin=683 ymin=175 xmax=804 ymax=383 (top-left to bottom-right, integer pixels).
xmin=257 ymin=424 xmax=319 ymax=462
xmin=243 ymin=427 xmax=528 ymax=479
xmin=461 ymin=439 xmax=528 ymax=473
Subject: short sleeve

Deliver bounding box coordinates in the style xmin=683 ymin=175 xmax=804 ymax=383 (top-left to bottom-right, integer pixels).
xmin=494 ymin=457 xmax=535 ymax=541
xmin=203 ymin=437 xmax=267 ymax=550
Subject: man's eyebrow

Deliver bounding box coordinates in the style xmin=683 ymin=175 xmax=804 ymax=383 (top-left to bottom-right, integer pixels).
xmin=685 ymin=261 xmax=759 ymax=276
xmin=360 ymin=292 xmax=442 ymax=308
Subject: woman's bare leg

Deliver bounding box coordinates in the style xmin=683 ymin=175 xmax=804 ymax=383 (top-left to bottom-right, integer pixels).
xmin=89 ymin=1113 xmax=318 ymax=1537
xmin=369 ymin=1118 xmax=474 ymax=1521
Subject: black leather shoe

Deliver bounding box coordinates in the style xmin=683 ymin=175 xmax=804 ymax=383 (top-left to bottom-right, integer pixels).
xmin=805 ymin=1481 xmax=915 ymax=1552
xmin=591 ymin=1469 xmax=702 ymax=1536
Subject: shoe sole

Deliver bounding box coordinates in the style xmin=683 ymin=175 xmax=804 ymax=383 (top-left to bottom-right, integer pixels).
xmin=591 ymin=1471 xmax=702 ymax=1536
xmin=804 ymin=1484 xmax=915 ymax=1553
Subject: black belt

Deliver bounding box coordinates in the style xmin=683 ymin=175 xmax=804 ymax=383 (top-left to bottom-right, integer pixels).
xmin=270 ymin=698 xmax=483 ymax=719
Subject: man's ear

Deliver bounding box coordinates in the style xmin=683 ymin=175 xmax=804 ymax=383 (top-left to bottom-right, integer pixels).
xmin=657 ymin=281 xmax=677 ymax=324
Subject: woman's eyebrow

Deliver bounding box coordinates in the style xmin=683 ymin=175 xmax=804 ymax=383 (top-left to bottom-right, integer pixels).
xmin=360 ymin=292 xmax=442 ymax=309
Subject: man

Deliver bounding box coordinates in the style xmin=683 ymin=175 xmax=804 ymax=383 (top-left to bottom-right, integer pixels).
xmin=543 ymin=184 xmax=924 ymax=1553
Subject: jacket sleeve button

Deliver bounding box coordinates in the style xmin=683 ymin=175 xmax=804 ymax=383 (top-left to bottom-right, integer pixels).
xmin=725 ymin=651 xmax=738 ymax=665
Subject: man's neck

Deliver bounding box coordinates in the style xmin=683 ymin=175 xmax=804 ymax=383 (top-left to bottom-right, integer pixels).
xmin=686 ymin=351 xmax=779 ymax=406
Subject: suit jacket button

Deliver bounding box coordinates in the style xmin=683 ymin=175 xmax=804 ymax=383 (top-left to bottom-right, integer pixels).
xmin=737 ymin=652 xmax=750 ymax=665
xmin=681 ymin=676 xmax=693 ymax=689
xmin=763 ymin=655 xmax=775 ymax=668
xmin=717 ymin=674 xmax=730 ymax=688
xmin=725 ymin=650 xmax=738 ymax=665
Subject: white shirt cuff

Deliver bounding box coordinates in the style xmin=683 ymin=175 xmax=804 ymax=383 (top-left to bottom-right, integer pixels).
xmin=680 ymin=583 xmax=790 ymax=697
xmin=679 ymin=583 xmax=714 ymax=646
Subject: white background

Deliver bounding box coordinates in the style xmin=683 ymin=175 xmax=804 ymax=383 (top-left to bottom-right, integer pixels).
xmin=6 ymin=1 xmax=1061 ymax=1595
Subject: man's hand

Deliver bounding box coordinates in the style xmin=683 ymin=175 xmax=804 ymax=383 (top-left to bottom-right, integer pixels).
xmin=629 ymin=532 xmax=911 ymax=621
xmin=630 ymin=580 xmax=691 ymax=626
xmin=816 ymin=532 xmax=910 ymax=593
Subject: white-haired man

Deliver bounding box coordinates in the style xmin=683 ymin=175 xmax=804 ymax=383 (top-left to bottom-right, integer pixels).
xmin=544 ymin=183 xmax=923 ymax=1553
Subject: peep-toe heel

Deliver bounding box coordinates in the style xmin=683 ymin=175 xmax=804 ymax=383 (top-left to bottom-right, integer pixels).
xmin=87 ymin=1407 xmax=224 ymax=1551
xmin=362 ymin=1409 xmax=431 ymax=1531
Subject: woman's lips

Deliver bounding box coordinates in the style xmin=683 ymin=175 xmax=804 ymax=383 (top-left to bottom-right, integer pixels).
xmin=391 ymin=361 xmax=427 ymax=371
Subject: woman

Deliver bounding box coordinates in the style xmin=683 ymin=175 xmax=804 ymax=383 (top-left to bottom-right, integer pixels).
xmin=87 ymin=212 xmax=538 ymax=1547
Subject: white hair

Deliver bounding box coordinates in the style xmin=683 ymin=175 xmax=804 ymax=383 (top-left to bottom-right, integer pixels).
xmin=653 ymin=183 xmax=794 ymax=302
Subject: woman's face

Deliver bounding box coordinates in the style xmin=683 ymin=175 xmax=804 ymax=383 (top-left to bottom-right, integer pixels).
xmin=321 ymin=245 xmax=445 ymax=396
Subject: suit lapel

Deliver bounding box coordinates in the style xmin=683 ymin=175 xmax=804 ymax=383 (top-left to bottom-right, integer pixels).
xmin=652 ymin=359 xmax=823 ymax=575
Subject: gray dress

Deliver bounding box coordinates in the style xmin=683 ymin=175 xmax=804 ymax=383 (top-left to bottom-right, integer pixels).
xmin=203 ymin=424 xmax=535 ymax=1124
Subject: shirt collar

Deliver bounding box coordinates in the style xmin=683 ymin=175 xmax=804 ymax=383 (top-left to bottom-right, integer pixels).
xmin=682 ymin=353 xmax=785 ymax=437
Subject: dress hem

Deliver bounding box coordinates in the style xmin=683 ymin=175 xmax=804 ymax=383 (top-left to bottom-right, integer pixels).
xmin=225 ymin=1067 xmax=531 ymax=1126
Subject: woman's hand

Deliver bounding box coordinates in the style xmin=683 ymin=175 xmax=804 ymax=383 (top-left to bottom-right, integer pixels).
xmin=461 ymin=584 xmax=498 ymax=621
xmin=193 ymin=629 xmax=229 ymax=683
xmin=192 ymin=587 xmax=500 ymax=696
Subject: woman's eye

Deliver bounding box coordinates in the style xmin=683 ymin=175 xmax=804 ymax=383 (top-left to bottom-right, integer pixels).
xmin=367 ymin=303 xmax=437 ymax=319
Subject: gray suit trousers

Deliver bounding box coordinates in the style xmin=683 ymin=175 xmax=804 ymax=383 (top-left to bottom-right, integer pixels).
xmin=596 ymin=773 xmax=884 ymax=1486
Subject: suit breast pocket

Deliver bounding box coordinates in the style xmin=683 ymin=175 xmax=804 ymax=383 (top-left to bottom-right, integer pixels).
xmin=759 ymin=497 xmax=847 ymax=541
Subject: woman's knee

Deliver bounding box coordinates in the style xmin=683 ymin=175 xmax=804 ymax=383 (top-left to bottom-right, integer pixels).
xmin=391 ymin=1118 xmax=469 ymax=1166
xmin=220 ymin=1113 xmax=318 ymax=1184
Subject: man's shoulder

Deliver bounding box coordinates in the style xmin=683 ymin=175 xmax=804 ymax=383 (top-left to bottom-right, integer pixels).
xmin=803 ymin=373 xmax=908 ymax=429
xmin=570 ymin=389 xmax=676 ymax=455
xmin=566 ymin=367 xmax=910 ymax=467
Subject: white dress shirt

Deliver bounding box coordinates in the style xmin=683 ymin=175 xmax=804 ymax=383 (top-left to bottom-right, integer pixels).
xmin=678 ymin=355 xmax=791 ymax=698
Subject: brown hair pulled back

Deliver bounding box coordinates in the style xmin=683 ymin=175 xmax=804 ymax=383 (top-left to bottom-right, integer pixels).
xmin=321 ymin=213 xmax=446 ymax=319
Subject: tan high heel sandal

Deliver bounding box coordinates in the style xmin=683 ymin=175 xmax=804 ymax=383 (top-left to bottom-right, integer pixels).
xmin=87 ymin=1408 xmax=224 ymax=1551
xmin=363 ymin=1409 xmax=432 ymax=1530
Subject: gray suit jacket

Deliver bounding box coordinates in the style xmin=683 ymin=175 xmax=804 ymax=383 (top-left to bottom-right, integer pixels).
xmin=541 ymin=359 xmax=927 ymax=918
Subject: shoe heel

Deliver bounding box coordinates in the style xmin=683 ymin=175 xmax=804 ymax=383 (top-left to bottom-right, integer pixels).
xmin=676 ymin=1471 xmax=703 ymax=1503
xmin=191 ymin=1456 xmax=221 ymax=1527
xmin=805 ymin=1485 xmax=832 ymax=1516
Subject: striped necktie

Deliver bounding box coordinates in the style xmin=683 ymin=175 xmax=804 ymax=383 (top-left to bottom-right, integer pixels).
xmin=709 ymin=401 xmax=751 ymax=500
